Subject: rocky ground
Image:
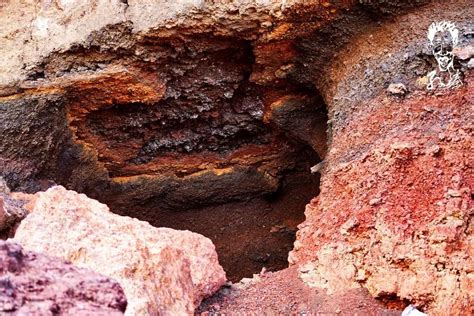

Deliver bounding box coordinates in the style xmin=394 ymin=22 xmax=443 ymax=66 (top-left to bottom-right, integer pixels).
xmin=198 ymin=266 xmax=402 ymax=315
xmin=0 ymin=0 xmax=472 ymax=315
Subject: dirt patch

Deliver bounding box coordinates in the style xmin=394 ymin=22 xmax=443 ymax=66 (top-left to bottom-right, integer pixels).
xmin=197 ymin=265 xmax=401 ymax=314
xmin=113 ymin=148 xmax=320 ymax=282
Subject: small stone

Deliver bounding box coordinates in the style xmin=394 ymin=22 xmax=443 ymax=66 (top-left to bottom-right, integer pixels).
xmin=468 ymin=59 xmax=474 ymax=69
xmin=415 ymin=76 xmax=428 ymax=89
xmin=270 ymin=224 xmax=286 ymax=233
xmin=0 ymin=177 xmax=10 ymax=194
xmin=427 ymin=145 xmax=441 ymax=156
xmin=293 ymin=240 xmax=303 ymax=251
xmin=355 ymin=269 xmax=367 ymax=281
xmin=369 ymin=197 xmax=382 ymax=206
xmin=261 ymin=21 xmax=272 ymax=28
xmin=223 ymin=91 xmax=233 ymax=99
xmin=453 ymin=45 xmax=474 ymax=60
xmin=310 ymin=162 xmax=324 ymax=174
xmin=387 ymin=83 xmax=407 ymax=96
xmin=274 ymin=64 xmax=294 ymax=79
xmin=340 ymin=217 xmax=359 ymax=235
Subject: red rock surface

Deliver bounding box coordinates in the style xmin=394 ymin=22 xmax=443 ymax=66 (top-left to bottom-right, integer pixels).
xmin=0 ymin=0 xmax=473 ymax=314
xmin=290 ymin=74 xmax=473 ymax=315
xmin=0 ymin=240 xmax=127 ymax=315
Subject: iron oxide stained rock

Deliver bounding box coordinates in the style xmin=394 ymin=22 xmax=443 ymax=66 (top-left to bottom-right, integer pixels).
xmin=0 ymin=0 xmax=333 ymax=212
xmin=288 ymin=1 xmax=474 ymax=313
xmin=13 ymin=186 xmax=226 ymax=316
xmin=0 ymin=240 xmax=127 ymax=315
xmin=0 ymin=177 xmax=37 ymax=239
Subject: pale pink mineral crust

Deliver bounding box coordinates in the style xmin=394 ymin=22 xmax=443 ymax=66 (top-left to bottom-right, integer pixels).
xmin=13 ymin=186 xmax=226 ymax=315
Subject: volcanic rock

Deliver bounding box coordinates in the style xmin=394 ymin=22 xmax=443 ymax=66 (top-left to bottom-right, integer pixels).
xmin=0 ymin=194 xmax=28 ymax=239
xmin=13 ymin=186 xmax=226 ymax=315
xmin=0 ymin=0 xmax=330 ymax=213
xmin=0 ymin=240 xmax=127 ymax=315
xmin=387 ymin=83 xmax=407 ymax=96
xmin=289 ymin=1 xmax=474 ymax=313
xmin=0 ymin=0 xmax=473 ymax=314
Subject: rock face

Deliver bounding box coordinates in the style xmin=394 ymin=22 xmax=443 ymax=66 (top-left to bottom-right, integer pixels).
xmin=288 ymin=1 xmax=473 ymax=315
xmin=1 ymin=0 xmax=473 ymax=315
xmin=13 ymin=186 xmax=226 ymax=315
xmin=0 ymin=240 xmax=127 ymax=315
xmin=0 ymin=0 xmax=328 ymax=213
xmin=0 ymin=177 xmax=39 ymax=239
xmin=0 ymin=193 xmax=26 ymax=239
xmin=0 ymin=0 xmax=327 ymax=284
xmin=292 ymin=85 xmax=473 ymax=314
xmin=0 ymin=179 xmax=30 ymax=239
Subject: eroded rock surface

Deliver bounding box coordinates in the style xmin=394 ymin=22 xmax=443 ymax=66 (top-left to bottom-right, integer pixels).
xmin=0 ymin=179 xmax=30 ymax=239
xmin=0 ymin=240 xmax=127 ymax=315
xmin=0 ymin=194 xmax=26 ymax=239
xmin=292 ymin=84 xmax=473 ymax=314
xmin=288 ymin=1 xmax=473 ymax=314
xmin=13 ymin=186 xmax=226 ymax=315
xmin=0 ymin=0 xmax=330 ymax=212
xmin=0 ymin=0 xmax=329 ymax=281
xmin=1 ymin=0 xmax=473 ymax=314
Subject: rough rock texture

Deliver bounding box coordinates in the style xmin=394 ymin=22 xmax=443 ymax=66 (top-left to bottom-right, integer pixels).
xmin=0 ymin=240 xmax=127 ymax=315
xmin=292 ymin=84 xmax=473 ymax=314
xmin=0 ymin=0 xmax=329 ymax=212
xmin=1 ymin=0 xmax=473 ymax=314
xmin=0 ymin=0 xmax=329 ymax=283
xmin=0 ymin=180 xmax=30 ymax=239
xmin=198 ymin=266 xmax=401 ymax=314
xmin=0 ymin=194 xmax=27 ymax=239
xmin=288 ymin=1 xmax=473 ymax=315
xmin=13 ymin=186 xmax=226 ymax=316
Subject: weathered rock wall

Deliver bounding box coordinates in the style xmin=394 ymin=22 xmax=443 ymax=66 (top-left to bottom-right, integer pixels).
xmin=1 ymin=0 xmax=334 ymax=212
xmin=288 ymin=1 xmax=473 ymax=314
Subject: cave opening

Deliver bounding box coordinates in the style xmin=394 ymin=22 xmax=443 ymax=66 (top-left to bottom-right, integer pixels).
xmin=111 ymin=143 xmax=322 ymax=282
xmin=15 ymin=32 xmax=330 ymax=282
xmin=77 ymin=90 xmax=328 ymax=281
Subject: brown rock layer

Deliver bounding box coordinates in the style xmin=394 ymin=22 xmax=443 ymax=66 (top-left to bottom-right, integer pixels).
xmin=0 ymin=0 xmax=332 ymax=212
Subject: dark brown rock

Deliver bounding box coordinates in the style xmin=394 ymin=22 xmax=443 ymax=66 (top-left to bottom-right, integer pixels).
xmin=0 ymin=240 xmax=127 ymax=315
xmin=0 ymin=194 xmax=27 ymax=239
